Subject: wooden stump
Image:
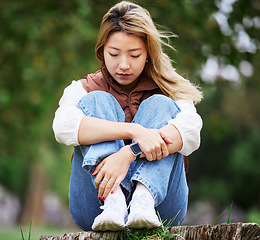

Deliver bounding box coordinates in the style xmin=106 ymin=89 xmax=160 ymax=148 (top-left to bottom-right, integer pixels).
xmin=40 ymin=222 xmax=260 ymax=240
xmin=169 ymin=222 xmax=260 ymax=239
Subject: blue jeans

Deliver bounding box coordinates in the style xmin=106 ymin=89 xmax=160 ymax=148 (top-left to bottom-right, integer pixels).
xmin=69 ymin=91 xmax=189 ymax=231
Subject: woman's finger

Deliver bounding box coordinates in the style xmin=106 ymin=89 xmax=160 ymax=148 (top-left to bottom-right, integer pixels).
xmin=101 ymin=177 xmax=116 ymax=200
xmin=97 ymin=179 xmax=107 ymax=200
xmin=145 ymin=152 xmax=155 ymax=161
xmin=144 ymin=144 xmax=160 ymax=161
xmin=157 ymin=149 xmax=163 ymax=160
xmin=94 ymin=168 xmax=105 ymax=190
xmin=92 ymin=161 xmax=105 ymax=176
xmin=152 ymin=150 xmax=157 ymax=161
xmin=161 ymin=145 xmax=169 ymax=158
xmin=163 ymin=136 xmax=173 ymax=144
xmin=110 ymin=178 xmax=123 ymax=196
xmin=97 ymin=176 xmax=111 ymax=200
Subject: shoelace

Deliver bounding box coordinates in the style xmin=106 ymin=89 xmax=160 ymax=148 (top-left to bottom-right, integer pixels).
xmin=100 ymin=194 xmax=125 ymax=211
xmin=128 ymin=193 xmax=150 ymax=210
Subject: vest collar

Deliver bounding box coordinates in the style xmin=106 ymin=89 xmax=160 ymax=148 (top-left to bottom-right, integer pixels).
xmin=100 ymin=65 xmax=159 ymax=94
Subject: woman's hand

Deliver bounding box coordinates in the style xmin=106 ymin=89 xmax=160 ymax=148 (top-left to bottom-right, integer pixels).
xmin=91 ymin=146 xmax=135 ymax=201
xmin=159 ymin=124 xmax=183 ymax=154
xmin=131 ymin=124 xmax=173 ymax=161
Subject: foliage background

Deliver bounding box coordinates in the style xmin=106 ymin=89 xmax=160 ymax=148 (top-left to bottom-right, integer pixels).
xmin=0 ymin=0 xmax=259 ymax=225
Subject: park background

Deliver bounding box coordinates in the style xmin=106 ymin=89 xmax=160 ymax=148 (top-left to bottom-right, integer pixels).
xmin=0 ymin=0 xmax=259 ymax=238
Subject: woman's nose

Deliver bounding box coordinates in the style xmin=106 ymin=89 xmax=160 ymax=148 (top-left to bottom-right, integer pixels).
xmin=119 ymin=57 xmax=130 ymax=70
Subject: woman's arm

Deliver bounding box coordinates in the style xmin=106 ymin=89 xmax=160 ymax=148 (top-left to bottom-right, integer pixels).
xmin=78 ymin=99 xmax=202 ymax=157
xmin=78 ymin=116 xmax=133 ymax=145
xmin=53 ymin=81 xmax=201 ymax=158
xmin=92 ymin=126 xmax=181 ymax=201
xmin=158 ymin=124 xmax=183 ymax=154
xmin=52 ymin=81 xmax=86 ymax=146
xmin=52 ymin=80 xmax=171 ymax=160
xmin=53 ymin=80 xmax=132 ymax=146
xmin=169 ymin=99 xmax=203 ymax=156
xmin=78 ymin=116 xmax=172 ymax=161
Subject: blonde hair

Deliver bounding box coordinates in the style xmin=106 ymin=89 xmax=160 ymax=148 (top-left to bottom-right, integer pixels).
xmin=95 ymin=1 xmax=203 ymax=104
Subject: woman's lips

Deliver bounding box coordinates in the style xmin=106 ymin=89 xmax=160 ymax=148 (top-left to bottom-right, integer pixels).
xmin=117 ymin=73 xmax=131 ymax=78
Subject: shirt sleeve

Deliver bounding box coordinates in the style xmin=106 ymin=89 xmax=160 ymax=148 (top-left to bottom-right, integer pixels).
xmin=52 ymin=80 xmax=87 ymax=146
xmin=168 ymin=99 xmax=203 ymax=156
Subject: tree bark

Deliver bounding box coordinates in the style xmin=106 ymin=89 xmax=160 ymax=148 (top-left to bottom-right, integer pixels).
xmin=20 ymin=164 xmax=45 ymax=225
xmin=40 ymin=222 xmax=260 ymax=240
xmin=169 ymin=222 xmax=260 ymax=240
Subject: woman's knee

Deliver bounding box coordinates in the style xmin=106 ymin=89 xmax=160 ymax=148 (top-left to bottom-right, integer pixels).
xmin=69 ymin=193 xmax=101 ymax=231
xmin=78 ymin=91 xmax=115 ymax=107
xmin=77 ymin=91 xmax=125 ymax=121
xmin=143 ymin=94 xmax=175 ymax=105
xmin=69 ymin=204 xmax=93 ymax=231
xmin=139 ymin=94 xmax=180 ymax=115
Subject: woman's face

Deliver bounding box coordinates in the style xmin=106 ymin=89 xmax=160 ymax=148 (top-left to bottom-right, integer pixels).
xmin=104 ymin=31 xmax=147 ymax=93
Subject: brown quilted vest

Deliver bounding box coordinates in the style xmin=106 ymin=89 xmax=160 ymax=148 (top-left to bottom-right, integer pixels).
xmin=80 ymin=66 xmax=189 ymax=173
xmin=80 ymin=66 xmax=163 ymax=123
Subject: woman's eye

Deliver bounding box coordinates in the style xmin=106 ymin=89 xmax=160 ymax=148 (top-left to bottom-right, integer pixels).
xmin=109 ymin=53 xmax=118 ymax=57
xmin=132 ymin=54 xmax=141 ymax=58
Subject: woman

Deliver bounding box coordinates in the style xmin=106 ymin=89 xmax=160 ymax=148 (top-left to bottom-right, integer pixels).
xmin=53 ymin=1 xmax=203 ymax=231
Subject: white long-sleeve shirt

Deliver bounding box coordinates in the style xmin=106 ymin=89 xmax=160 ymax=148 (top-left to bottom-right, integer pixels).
xmin=52 ymin=80 xmax=203 ymax=156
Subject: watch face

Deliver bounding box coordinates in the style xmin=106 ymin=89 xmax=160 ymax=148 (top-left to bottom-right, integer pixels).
xmin=130 ymin=142 xmax=142 ymax=156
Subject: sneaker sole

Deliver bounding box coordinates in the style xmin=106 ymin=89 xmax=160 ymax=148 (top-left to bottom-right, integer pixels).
xmin=126 ymin=214 xmax=161 ymax=229
xmin=92 ymin=220 xmax=125 ymax=231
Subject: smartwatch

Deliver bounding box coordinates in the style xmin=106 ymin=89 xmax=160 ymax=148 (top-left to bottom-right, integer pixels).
xmin=129 ymin=142 xmax=142 ymax=157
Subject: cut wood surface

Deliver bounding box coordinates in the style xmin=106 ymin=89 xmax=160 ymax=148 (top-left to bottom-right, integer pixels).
xmin=40 ymin=222 xmax=260 ymax=239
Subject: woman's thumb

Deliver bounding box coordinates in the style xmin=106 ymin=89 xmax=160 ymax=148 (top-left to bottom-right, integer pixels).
xmin=163 ymin=136 xmax=173 ymax=144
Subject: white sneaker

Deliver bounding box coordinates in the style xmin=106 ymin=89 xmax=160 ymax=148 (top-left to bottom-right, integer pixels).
xmin=92 ymin=193 xmax=128 ymax=231
xmin=126 ymin=192 xmax=161 ymax=229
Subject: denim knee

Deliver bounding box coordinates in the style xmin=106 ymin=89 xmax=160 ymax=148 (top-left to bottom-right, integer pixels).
xmin=133 ymin=94 xmax=181 ymax=128
xmin=77 ymin=90 xmax=125 ymax=122
xmin=69 ymin=205 xmax=90 ymax=231
xmin=140 ymin=94 xmax=180 ymax=112
xmin=80 ymin=90 xmax=115 ymax=103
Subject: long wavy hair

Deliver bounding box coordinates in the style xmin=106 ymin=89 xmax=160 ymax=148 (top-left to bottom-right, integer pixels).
xmin=95 ymin=1 xmax=203 ymax=104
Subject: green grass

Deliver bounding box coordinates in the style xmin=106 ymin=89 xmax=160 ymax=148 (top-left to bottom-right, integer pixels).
xmin=211 ymin=201 xmax=233 ymax=225
xmin=120 ymin=211 xmax=182 ymax=240
xmin=122 ymin=203 xmax=236 ymax=240
xmin=1 ymin=224 xmax=179 ymax=240
xmin=0 ymin=225 xmax=79 ymax=240
xmin=20 ymin=219 xmax=32 ymax=240
xmin=3 ymin=212 xmax=181 ymax=240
